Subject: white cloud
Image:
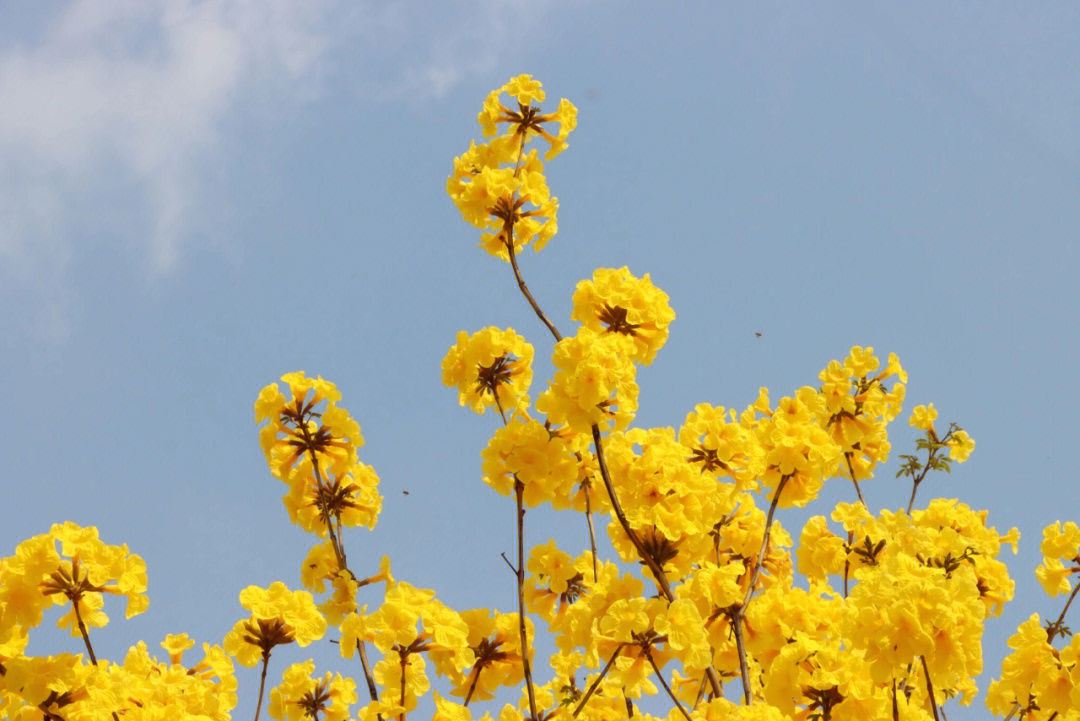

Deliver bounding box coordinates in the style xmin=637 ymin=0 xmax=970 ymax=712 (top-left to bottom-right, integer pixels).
xmin=0 ymin=0 xmax=342 ymax=340
xmin=0 ymin=0 xmax=553 ymax=341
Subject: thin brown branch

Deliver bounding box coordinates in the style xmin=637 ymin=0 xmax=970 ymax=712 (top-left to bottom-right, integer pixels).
xmin=841 ymin=455 xmax=862 ymax=598
xmin=906 ymin=429 xmax=953 ymax=514
xmin=497 ymin=196 xmax=723 ymax=703
xmin=730 ymin=613 xmax=752 ymax=705
xmin=399 ymin=653 xmax=407 ymax=721
xmin=502 ymin=135 xmax=562 ymax=344
xmin=573 ymin=644 xmax=624 ymax=718
xmin=843 ymin=530 xmax=854 ymax=598
xmin=254 ymin=650 xmax=271 ymax=721
xmin=907 ymin=479 xmax=922 ymax=516
xmin=645 ymin=649 xmax=692 ymax=721
xmin=505 ymin=238 xmax=562 ymax=342
xmin=920 ymin=656 xmax=939 ymax=721
xmin=584 ymin=482 xmax=599 ymax=583
xmin=591 ymin=424 xmax=671 ymax=598
xmin=1048 ymin=581 xmax=1080 ymax=642
xmin=741 ymin=474 xmax=790 ymax=611
xmin=693 ymin=671 xmax=708 ymax=709
xmin=590 ymin=424 xmax=724 ymax=699
xmin=72 ymin=601 xmax=98 ymax=666
xmin=493 ymin=393 xmax=508 ymax=426
xmin=307 ymin=449 xmax=378 ymax=707
xmin=72 ymin=603 xmax=122 ymax=721
xmin=515 ymin=480 xmax=540 ymax=721
xmin=307 ymin=452 xmax=348 ymax=572
xmin=357 ymin=640 xmax=379 ymax=702
xmin=729 ymin=473 xmax=791 ymax=705
xmin=463 ymin=664 xmax=483 ymax=707
xmin=844 ymin=453 xmax=866 ymax=507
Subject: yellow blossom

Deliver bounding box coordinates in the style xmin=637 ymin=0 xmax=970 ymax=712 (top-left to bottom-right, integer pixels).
xmin=442 ymin=327 xmax=534 ymax=416
xmin=909 ymin=403 xmax=938 ymax=431
xmin=947 ymin=429 xmax=975 ymax=462
xmin=570 ymin=267 xmax=675 ymax=365
xmin=223 ymin=582 xmax=326 ymax=667
xmin=536 ymin=328 xmax=638 ymax=433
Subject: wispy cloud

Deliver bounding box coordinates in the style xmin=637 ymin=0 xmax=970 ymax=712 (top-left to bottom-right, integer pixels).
xmin=1 ymin=0 xmax=548 ymax=341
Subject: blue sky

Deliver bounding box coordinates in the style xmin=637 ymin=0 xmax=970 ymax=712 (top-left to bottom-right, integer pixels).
xmin=2 ymin=2 xmax=1078 ymax=719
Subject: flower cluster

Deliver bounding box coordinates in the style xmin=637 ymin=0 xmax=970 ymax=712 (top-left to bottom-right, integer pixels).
xmin=446 ymin=74 xmax=575 ymax=261
xmin=536 ymin=329 xmax=639 ymax=434
xmin=0 ymin=522 xmax=148 ymax=641
xmin=570 ymin=267 xmax=675 ymax=365
xmin=256 ymin=371 xmax=383 ymax=613
xmin=269 ymin=659 xmax=357 ymax=721
xmin=0 ymin=526 xmax=238 ymax=718
xmin=442 ymin=327 xmax=535 ymax=417
xmin=223 ymin=582 xmax=327 ymax=668
xmin=1035 ymin=520 xmax=1080 ymax=596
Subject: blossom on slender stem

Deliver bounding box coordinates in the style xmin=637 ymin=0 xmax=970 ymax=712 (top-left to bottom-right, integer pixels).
xmin=223 ymin=582 xmax=326 ymax=668
xmin=477 ymin=74 xmax=578 ymax=159
xmin=441 ymin=327 xmax=534 ymax=418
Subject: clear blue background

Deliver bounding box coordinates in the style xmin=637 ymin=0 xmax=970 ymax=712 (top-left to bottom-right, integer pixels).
xmin=2 ymin=3 xmax=1078 ymax=719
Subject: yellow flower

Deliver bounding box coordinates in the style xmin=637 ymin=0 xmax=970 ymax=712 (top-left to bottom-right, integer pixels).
xmin=432 ymin=691 xmax=472 ymax=721
xmin=280 ymin=459 xmax=383 ymax=536
xmin=476 ymin=75 xmax=577 ymax=159
xmin=844 ymin=346 xmax=879 ymax=377
xmin=816 ymin=348 xmax=904 ymax=483
xmin=255 ymin=372 xmax=363 ymax=481
xmin=447 ymin=77 xmax=574 ymax=259
xmin=442 ymin=327 xmax=534 ymax=417
xmin=678 ymin=402 xmax=762 ymax=491
xmin=268 ymin=659 xmax=357 ymax=721
xmin=161 ymin=632 xmax=196 ymax=665
xmin=570 ymin=267 xmax=675 ymax=365
xmin=0 ymin=523 xmax=149 ymax=642
xmin=447 ymin=157 xmax=559 ymax=260
xmin=909 ymin=403 xmax=938 ymax=431
xmin=452 ymin=610 xmax=530 ymax=702
xmin=797 ymin=515 xmax=847 ymax=580
xmin=598 ymin=598 xmax=649 ymax=643
xmin=1 ymin=653 xmax=95 ymax=713
xmin=0 ymin=532 xmax=62 ymax=635
xmin=1040 ymin=521 xmax=1080 ymax=561
xmin=987 ymin=613 xmax=1065 ymax=717
xmin=654 ymin=598 xmax=710 ymax=671
xmin=755 ymin=389 xmax=841 ymax=508
xmin=373 ymin=651 xmax=430 ymax=715
xmin=947 ymin=429 xmax=975 ymax=462
xmin=527 ymin=539 xmax=577 ymax=596
xmin=223 ymin=582 xmax=326 ymax=667
xmin=481 ymin=417 xmax=578 ymax=506
xmin=535 ymin=328 xmax=638 ymax=433
xmin=1035 ymin=557 xmax=1073 ymax=596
